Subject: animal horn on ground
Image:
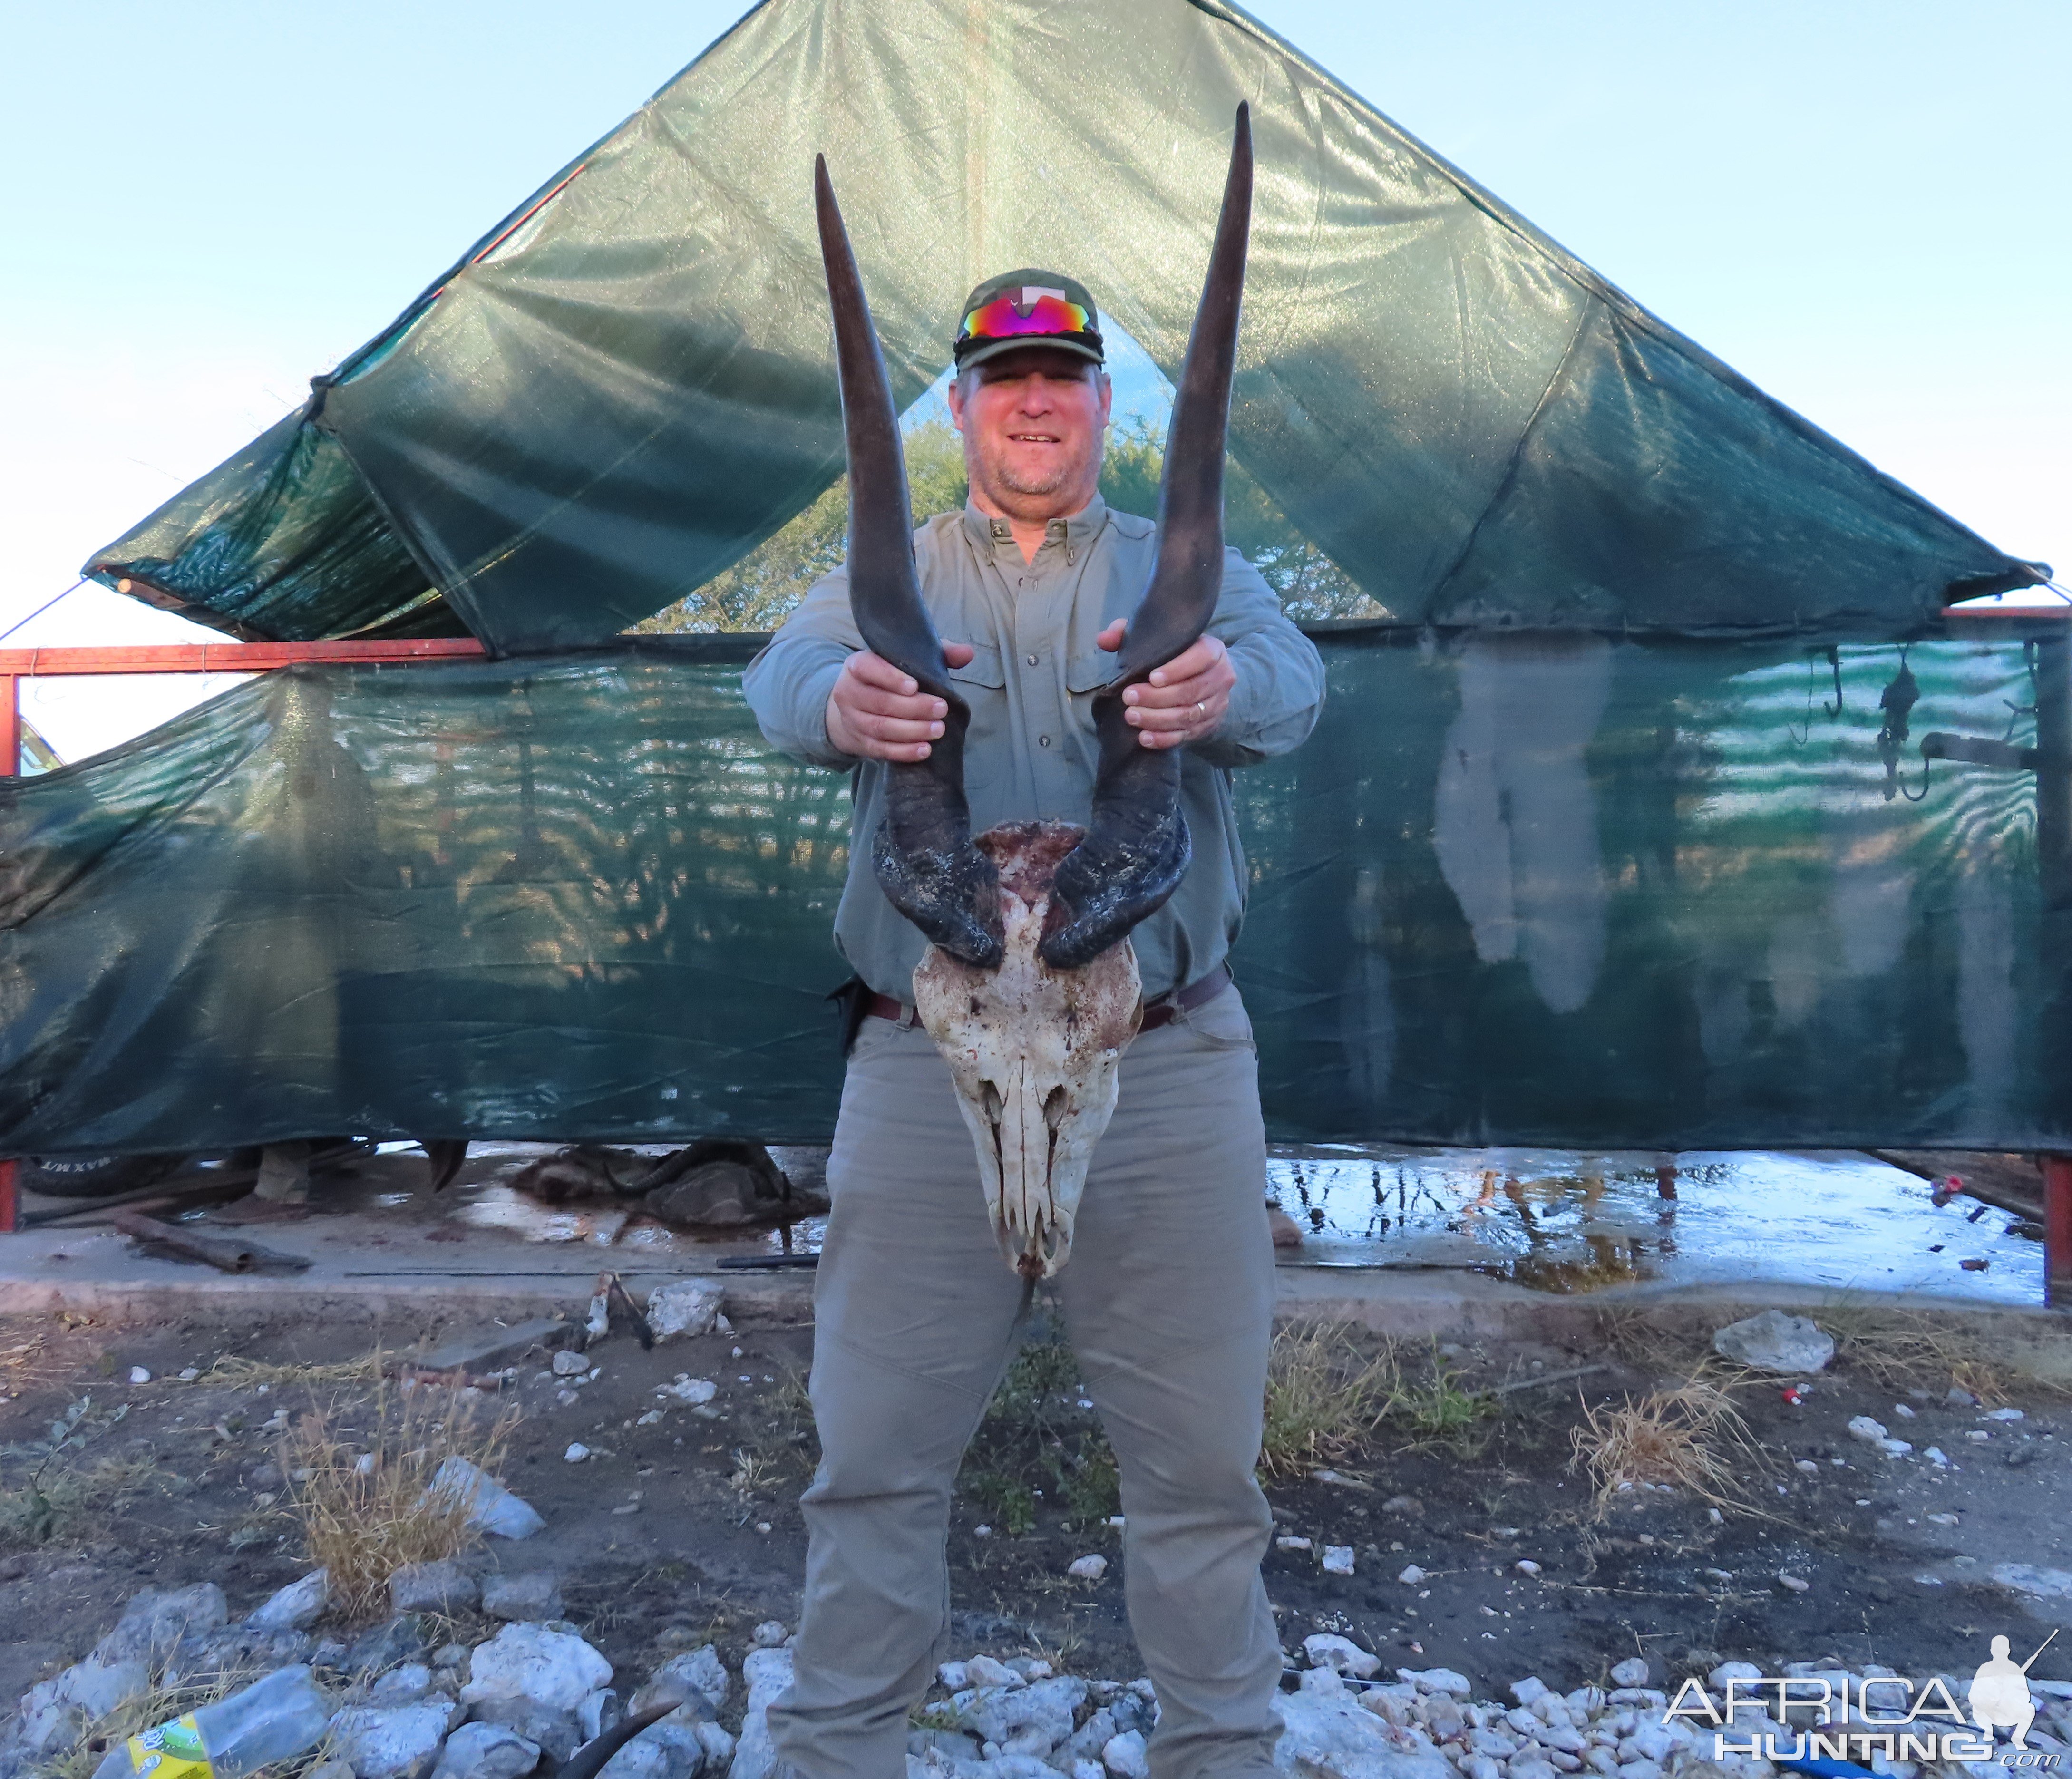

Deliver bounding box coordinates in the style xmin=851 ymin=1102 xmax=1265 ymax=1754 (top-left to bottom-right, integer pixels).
xmin=814 ymin=155 xmax=1003 ymax=968
xmin=1039 ymin=102 xmax=1253 ymax=970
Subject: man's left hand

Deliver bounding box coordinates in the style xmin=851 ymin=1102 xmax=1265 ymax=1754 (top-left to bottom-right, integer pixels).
xmin=1097 ymin=621 xmax=1235 ymax=749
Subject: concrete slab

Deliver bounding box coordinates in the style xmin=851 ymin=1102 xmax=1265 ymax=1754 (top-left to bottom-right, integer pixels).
xmin=3 ymin=1143 xmax=2063 ymax=1350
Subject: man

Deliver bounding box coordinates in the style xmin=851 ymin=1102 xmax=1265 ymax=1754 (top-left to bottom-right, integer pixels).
xmin=743 ymin=270 xmax=1325 ymax=1779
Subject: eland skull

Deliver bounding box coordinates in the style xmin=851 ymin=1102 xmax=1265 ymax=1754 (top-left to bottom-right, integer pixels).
xmin=813 ymin=106 xmax=1253 ymax=1275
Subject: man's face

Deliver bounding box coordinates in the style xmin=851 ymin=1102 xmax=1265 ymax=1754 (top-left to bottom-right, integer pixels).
xmin=948 ymin=346 xmax=1112 ymax=522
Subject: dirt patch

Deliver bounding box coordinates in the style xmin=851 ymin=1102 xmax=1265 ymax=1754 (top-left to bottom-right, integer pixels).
xmin=3 ymin=1303 xmax=2070 ymax=1708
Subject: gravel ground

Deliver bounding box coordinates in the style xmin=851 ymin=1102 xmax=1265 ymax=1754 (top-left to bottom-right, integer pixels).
xmin=3 ymin=1301 xmax=2070 ymax=1717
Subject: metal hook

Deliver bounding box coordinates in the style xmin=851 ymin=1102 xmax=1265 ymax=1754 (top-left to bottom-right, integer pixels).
xmin=1821 ymin=644 xmax=1843 ymax=719
xmin=1900 ymin=745 xmax=1933 ymax=802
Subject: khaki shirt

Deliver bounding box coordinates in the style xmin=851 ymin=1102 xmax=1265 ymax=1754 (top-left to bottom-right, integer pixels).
xmin=741 ymin=494 xmax=1325 ymax=1000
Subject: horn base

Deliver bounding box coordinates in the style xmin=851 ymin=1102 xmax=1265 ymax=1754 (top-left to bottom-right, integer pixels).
xmin=1037 ymin=697 xmax=1193 ymax=971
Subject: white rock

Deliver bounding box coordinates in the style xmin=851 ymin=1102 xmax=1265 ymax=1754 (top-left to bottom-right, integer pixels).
xmin=1924 ymin=1447 xmax=1950 ymax=1468
xmin=960 ymin=1677 xmax=1088 ymax=1755
xmin=634 ymin=1644 xmax=732 ymax=1714
xmin=728 ymin=1647 xmax=795 ymax=1779
xmin=94 ymin=1583 xmax=230 ymax=1664
xmin=52 ymin=1655 xmax=151 ymax=1718
xmin=463 ymin=1624 xmax=613 ymax=1711
xmin=657 ymin=1378 xmax=718 ymax=1405
xmin=1277 ymin=1536 xmax=1313 ymax=1552
xmin=1709 ymin=1662 xmax=1762 ymax=1690
xmin=1322 ymin=1546 xmax=1355 ymax=1576
xmin=1983 ymin=1408 xmax=2026 ymax=1422
xmin=692 ymin=1721 xmax=736 ymax=1771
xmin=750 ymin=1622 xmax=788 ymax=1649
xmin=1847 ymin=1415 xmax=1889 ymax=1444
xmin=129 ymin=1367 xmax=152 ymax=1385
xmin=1397 ymin=1565 xmax=1428 ymax=1585
xmin=1397 ymin=1668 xmax=1472 ymax=1699
xmin=1069 ymin=1555 xmax=1110 ymax=1581
xmin=1877 ymin=1438 xmax=1913 ymax=1458
xmin=1515 ymin=1560 xmax=1543 ymax=1577
xmin=564 ymin=1443 xmax=591 ymax=1463
xmin=372 ymin=1665 xmax=437 ymax=1705
xmin=391 ymin=1560 xmax=480 ymax=1615
xmin=1609 ymin=1659 xmax=1649 ymax=1688
xmin=1273 ymin=1689 xmax=1453 ymax=1779
xmin=1304 ymin=1634 xmax=1383 ymax=1680
xmin=552 ymin=1351 xmax=591 ymax=1377
xmin=431 ymin=1721 xmax=543 ymax=1779
xmin=1775 ymin=1572 xmax=1810 ymax=1594
xmin=647 ymin=1281 xmax=724 ymax=1342
xmin=422 ymin=1457 xmax=546 ymax=1540
xmin=1894 ymin=1403 xmax=1916 ymax=1419
xmin=249 ymin=1570 xmax=331 ymax=1631
xmin=1710 ymin=1310 xmax=1833 ymax=1373
xmin=482 ymin=1571 xmax=564 ymax=1623
xmin=598 ymin=1719 xmax=710 ymax=1779
xmin=1102 ymin=1730 xmax=1149 ymax=1779
xmin=937 ymin=1662 xmax=969 ymax=1692
xmin=964 ymin=1656 xmax=1021 ymax=1690
xmin=328 ymin=1702 xmax=457 ymax=1779
xmin=1074 ymin=1763 xmax=1107 ymax=1779
xmin=1300 ymin=1667 xmax=1348 ymax=1698
xmin=1994 ymin=1564 xmax=2072 ymax=1599
xmin=1512 ymin=1679 xmax=1551 ymax=1707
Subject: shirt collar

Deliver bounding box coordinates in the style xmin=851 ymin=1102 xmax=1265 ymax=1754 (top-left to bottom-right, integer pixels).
xmin=961 ymin=494 xmax=1111 ymax=565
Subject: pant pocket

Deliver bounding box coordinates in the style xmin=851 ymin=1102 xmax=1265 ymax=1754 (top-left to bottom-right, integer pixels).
xmin=1175 ymin=986 xmax=1256 ymax=1052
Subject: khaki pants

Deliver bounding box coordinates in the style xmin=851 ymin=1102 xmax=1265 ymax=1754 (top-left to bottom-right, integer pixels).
xmin=767 ymin=985 xmax=1282 ymax=1779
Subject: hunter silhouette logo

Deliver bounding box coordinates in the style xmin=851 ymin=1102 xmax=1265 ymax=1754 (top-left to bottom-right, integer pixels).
xmin=1664 ymin=1631 xmax=2062 ymax=1766
xmin=1972 ymin=1632 xmax=2057 ymax=1750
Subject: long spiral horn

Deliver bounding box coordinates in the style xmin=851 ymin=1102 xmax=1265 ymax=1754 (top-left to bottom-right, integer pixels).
xmin=815 ymin=155 xmax=1003 ymax=968
xmin=1039 ymin=102 xmax=1254 ymax=970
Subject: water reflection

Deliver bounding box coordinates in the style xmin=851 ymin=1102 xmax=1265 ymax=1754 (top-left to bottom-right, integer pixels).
xmin=1266 ymin=1147 xmax=2044 ymax=1303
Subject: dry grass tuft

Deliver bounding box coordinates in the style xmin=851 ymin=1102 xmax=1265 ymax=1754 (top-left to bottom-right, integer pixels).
xmin=1259 ymin=1325 xmax=1399 ymax=1480
xmin=1815 ymin=1308 xmax=2072 ymax=1404
xmin=280 ymin=1374 xmax=514 ymax=1621
xmin=1569 ymin=1366 xmax=1768 ymax=1518
xmin=196 ymin=1352 xmax=386 ymax=1389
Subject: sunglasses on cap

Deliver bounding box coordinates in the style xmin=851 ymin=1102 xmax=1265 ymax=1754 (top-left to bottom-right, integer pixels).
xmin=957 ymin=288 xmax=1101 ymax=349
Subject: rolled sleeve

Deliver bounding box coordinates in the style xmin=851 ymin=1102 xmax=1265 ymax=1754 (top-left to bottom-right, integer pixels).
xmin=741 ymin=566 xmax=866 ymax=770
xmin=1192 ymin=550 xmax=1326 ymax=768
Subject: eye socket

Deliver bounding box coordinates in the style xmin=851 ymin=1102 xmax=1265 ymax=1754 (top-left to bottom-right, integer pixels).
xmin=981 ymin=1081 xmax=1004 ymax=1125
xmin=1042 ymin=1085 xmax=1069 ymax=1129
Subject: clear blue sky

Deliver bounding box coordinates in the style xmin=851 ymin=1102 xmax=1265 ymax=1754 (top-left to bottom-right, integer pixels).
xmin=3 ymin=1 xmax=2066 ymax=752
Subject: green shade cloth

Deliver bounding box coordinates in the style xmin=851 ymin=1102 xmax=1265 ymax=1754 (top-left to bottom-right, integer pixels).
xmin=2 ymin=630 xmax=2063 ymax=1155
xmin=83 ymin=0 xmax=2040 ymax=650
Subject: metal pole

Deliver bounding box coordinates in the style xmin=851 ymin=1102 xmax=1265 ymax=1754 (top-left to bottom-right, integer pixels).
xmin=0 ymin=673 xmax=14 ymax=1231
xmin=2047 ymin=1157 xmax=2072 ymax=1308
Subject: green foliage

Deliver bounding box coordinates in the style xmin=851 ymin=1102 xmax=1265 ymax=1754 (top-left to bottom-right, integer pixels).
xmin=636 ymin=421 xmax=968 ymax=635
xmin=634 ymin=415 xmax=1378 ymax=633
xmin=0 ymin=1394 xmax=131 ymax=1544
xmin=955 ymin=1335 xmax=1120 ymax=1536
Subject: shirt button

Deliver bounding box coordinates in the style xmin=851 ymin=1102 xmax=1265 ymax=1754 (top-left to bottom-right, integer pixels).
xmin=1026 ymin=653 xmax=1039 ymax=666
xmin=1039 ymin=735 xmax=1051 ymax=748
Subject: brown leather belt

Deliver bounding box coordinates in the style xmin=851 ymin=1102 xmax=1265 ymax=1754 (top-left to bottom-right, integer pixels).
xmin=863 ymin=961 xmax=1232 ymax=1033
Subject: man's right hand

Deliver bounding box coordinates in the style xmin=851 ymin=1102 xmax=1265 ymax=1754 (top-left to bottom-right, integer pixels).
xmin=826 ymin=644 xmax=975 ymax=761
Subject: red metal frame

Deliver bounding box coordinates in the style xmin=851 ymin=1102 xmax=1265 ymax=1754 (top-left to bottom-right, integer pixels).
xmin=2047 ymin=1157 xmax=2072 ymax=1309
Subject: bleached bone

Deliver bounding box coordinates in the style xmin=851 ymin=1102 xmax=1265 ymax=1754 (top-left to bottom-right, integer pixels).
xmin=914 ymin=822 xmax=1142 ymax=1278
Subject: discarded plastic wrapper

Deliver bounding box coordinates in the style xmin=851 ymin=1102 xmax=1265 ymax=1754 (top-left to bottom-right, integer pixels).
xmin=91 ymin=1666 xmax=331 ymax=1779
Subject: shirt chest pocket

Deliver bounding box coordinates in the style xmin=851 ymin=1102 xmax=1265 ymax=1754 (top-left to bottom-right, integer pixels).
xmin=948 ymin=643 xmax=1008 ymax=693
xmin=1066 ymin=651 xmax=1118 ymax=699
xmin=947 ymin=644 xmax=1010 ymax=795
